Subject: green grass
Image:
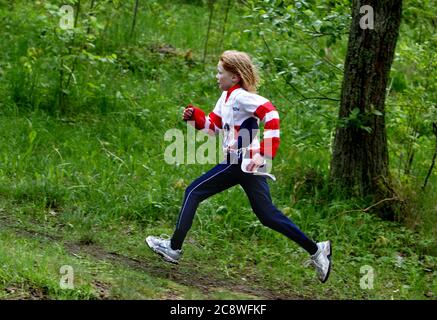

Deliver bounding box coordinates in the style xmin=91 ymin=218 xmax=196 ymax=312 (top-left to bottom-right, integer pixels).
xmin=0 ymin=201 xmax=264 ymax=300
xmin=0 ymin=0 xmax=436 ymax=300
xmin=0 ymin=180 xmax=435 ymax=299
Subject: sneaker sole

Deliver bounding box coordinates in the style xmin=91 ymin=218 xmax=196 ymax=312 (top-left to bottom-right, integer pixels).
xmin=321 ymin=240 xmax=332 ymax=283
xmin=145 ymin=238 xmax=179 ymax=265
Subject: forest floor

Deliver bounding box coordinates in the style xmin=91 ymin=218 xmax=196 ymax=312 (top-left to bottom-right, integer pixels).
xmin=0 ymin=204 xmax=305 ymax=300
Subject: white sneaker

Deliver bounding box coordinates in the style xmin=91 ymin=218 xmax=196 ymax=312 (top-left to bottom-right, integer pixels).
xmin=307 ymin=240 xmax=332 ymax=283
xmin=145 ymin=235 xmax=182 ymax=264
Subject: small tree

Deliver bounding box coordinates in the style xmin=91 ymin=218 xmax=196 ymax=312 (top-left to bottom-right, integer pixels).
xmin=202 ymin=0 xmax=215 ymax=63
xmin=130 ymin=0 xmax=140 ymax=40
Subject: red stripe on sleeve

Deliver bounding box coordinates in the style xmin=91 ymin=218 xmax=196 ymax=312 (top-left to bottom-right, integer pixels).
xmin=254 ymin=102 xmax=275 ymax=121
xmin=264 ymin=119 xmax=280 ymax=130
xmin=260 ymin=137 xmax=280 ymax=159
xmin=209 ymin=112 xmax=222 ymax=129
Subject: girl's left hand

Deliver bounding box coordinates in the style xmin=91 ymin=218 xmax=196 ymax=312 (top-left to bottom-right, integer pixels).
xmin=246 ymin=153 xmax=265 ymax=172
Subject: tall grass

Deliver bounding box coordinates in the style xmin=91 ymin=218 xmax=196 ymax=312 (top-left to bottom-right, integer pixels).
xmin=0 ymin=0 xmax=435 ymax=299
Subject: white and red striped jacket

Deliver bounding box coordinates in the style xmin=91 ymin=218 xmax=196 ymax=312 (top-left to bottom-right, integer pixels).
xmin=186 ymin=84 xmax=280 ymax=162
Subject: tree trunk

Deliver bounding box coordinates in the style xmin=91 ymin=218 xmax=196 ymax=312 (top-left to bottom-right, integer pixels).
xmin=330 ymin=1 xmax=403 ymax=209
xmin=130 ymin=0 xmax=140 ymax=40
xmin=202 ymin=0 xmax=215 ymax=63
xmin=218 ymin=0 xmax=232 ymax=52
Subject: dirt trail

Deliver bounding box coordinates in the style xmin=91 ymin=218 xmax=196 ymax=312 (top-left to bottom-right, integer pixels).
xmin=0 ymin=215 xmax=304 ymax=300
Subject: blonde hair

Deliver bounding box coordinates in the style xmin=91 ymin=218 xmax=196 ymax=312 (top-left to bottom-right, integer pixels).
xmin=220 ymin=50 xmax=260 ymax=93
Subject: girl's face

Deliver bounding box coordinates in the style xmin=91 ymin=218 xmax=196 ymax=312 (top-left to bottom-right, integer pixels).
xmin=216 ymin=61 xmax=240 ymax=91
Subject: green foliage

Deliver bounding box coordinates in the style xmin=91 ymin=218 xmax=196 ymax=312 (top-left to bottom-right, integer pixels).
xmin=337 ymin=106 xmax=384 ymax=133
xmin=386 ymin=0 xmax=437 ymax=183
xmin=0 ymin=0 xmax=435 ymax=300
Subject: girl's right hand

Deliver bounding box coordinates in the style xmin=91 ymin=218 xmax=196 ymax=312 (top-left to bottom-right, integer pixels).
xmin=182 ymin=107 xmax=194 ymax=120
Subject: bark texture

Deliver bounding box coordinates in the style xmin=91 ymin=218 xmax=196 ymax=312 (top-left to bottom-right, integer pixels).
xmin=330 ymin=0 xmax=403 ymax=205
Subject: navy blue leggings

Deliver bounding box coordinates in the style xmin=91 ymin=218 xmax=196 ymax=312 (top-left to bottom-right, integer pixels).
xmin=171 ymin=161 xmax=318 ymax=255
